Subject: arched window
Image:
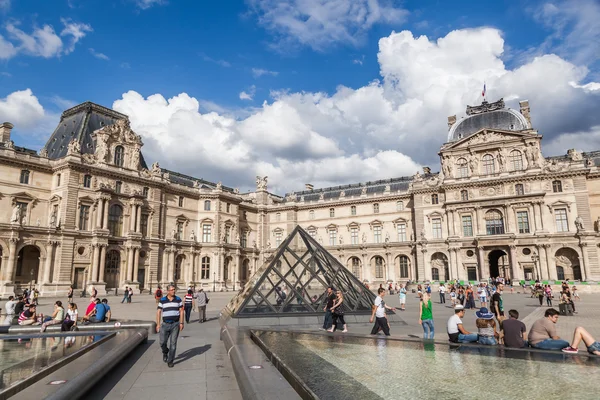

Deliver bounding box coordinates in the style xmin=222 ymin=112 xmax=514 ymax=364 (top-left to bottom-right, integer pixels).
xmin=431 ymin=267 xmax=440 ymax=281
xmin=510 ymin=150 xmax=523 ymax=171
xmin=515 ymin=184 xmax=524 ymax=195
xmin=399 ymin=255 xmax=409 ymax=278
xmin=108 ymin=204 xmax=123 ymax=236
xmin=351 ymin=205 xmax=357 ymax=216
xmin=482 ymin=154 xmax=495 ymax=175
xmin=396 ymin=201 xmax=404 ymax=211
xmin=431 ymin=194 xmax=439 ymax=205
xmin=552 ymin=180 xmax=562 ymax=193
xmin=460 ymin=190 xmax=468 ymax=201
xmin=556 ymin=266 xmax=565 ymax=281
xmin=485 ymin=209 xmax=504 ymax=235
xmin=374 ymin=256 xmax=384 ymax=279
xmin=329 ymin=208 xmax=335 ymax=217
xmin=351 ymin=257 xmax=360 ymax=277
xmin=114 ymin=146 xmax=125 ymax=167
xmin=201 ymin=256 xmax=210 ymax=279
xmin=204 ymin=200 xmax=211 ymax=211
xmin=456 ymin=158 xmax=469 ymax=178
xmin=309 ymin=210 xmax=315 ymax=220
xmin=175 ymin=255 xmax=184 ymax=281
xmin=373 ymin=203 xmax=379 ymax=213
xmin=83 ymin=174 xmax=92 ymax=188
xmin=276 ymin=212 xmax=281 ymax=221
xmin=20 ymin=170 xmax=30 ymax=184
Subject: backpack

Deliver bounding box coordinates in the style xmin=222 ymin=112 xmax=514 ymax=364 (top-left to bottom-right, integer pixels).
xmin=155 ymin=289 xmax=162 ymax=298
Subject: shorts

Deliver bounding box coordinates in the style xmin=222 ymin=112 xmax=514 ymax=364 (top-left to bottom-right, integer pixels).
xmin=480 ymin=296 xmax=487 ymax=302
xmin=399 ymin=297 xmax=406 ymax=305
xmin=587 ymin=341 xmax=600 ymax=354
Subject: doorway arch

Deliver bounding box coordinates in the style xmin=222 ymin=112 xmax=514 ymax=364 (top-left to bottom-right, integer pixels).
xmin=240 ymin=259 xmax=250 ymax=282
xmin=430 ymin=252 xmax=449 ymax=281
xmin=224 ymin=256 xmax=232 ymax=284
xmin=555 ymin=247 xmax=582 ymax=281
xmin=488 ymin=249 xmax=509 ymax=279
xmin=104 ymin=250 xmax=121 ymax=289
xmin=16 ymin=245 xmax=41 ymax=284
xmin=175 ymin=254 xmax=185 ymax=282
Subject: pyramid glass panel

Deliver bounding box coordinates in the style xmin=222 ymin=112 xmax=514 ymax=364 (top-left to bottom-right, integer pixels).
xmin=226 ymin=226 xmax=376 ymax=317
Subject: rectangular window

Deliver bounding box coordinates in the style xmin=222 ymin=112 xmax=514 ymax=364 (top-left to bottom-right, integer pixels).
xmin=330 ymin=208 xmax=335 ymax=217
xmin=351 ymin=227 xmax=359 ymax=244
xmin=462 ymin=215 xmax=473 ymax=237
xmin=177 ymin=221 xmax=184 ymax=240
xmin=83 ymin=175 xmax=92 ymax=188
xmin=276 ymin=213 xmax=281 ymax=222
xmin=329 ymin=230 xmax=337 ymax=246
xmin=373 ymin=203 xmax=379 ymax=213
xmin=140 ymin=214 xmax=149 ymax=237
xmin=275 ymin=231 xmax=282 ymax=247
xmin=20 ymin=170 xmax=30 ymax=184
xmin=397 ymin=223 xmax=407 ymax=242
xmin=226 ymin=203 xmax=231 ymax=213
xmin=555 ymin=209 xmax=568 ymax=232
xmin=142 ymin=187 xmax=149 ymax=198
xmin=56 ymin=174 xmax=61 ymax=187
xmin=202 ymin=224 xmax=212 ymax=242
xmin=201 ymin=257 xmax=211 ymax=279
xmin=432 ymin=218 xmax=442 ymax=239
xmin=225 ymin=226 xmax=230 ymax=243
xmin=351 ymin=206 xmax=356 ymax=216
xmin=115 ymin=181 xmax=122 ymax=194
xmin=179 ymin=196 xmax=184 ymax=207
xmin=78 ymin=205 xmax=90 ymax=230
xmin=374 ymin=226 xmax=382 ymax=243
xmin=241 ymin=231 xmax=247 ymax=248
xmin=517 ymin=211 xmax=530 ymax=234
xmin=309 ymin=230 xmax=317 ymax=240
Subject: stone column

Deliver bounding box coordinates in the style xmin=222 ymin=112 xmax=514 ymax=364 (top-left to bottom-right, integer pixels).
xmin=169 ymin=249 xmax=176 ymax=283
xmin=477 ymin=246 xmax=485 ymax=280
xmin=533 ymin=202 xmax=542 ymax=232
xmin=103 ymin=200 xmax=110 ymax=229
xmin=422 ymin=248 xmax=431 ymax=281
xmin=133 ymin=247 xmax=140 ymax=283
xmin=509 ymin=245 xmax=522 ymax=281
xmin=91 ymin=244 xmax=100 ymax=282
xmin=96 ymin=200 xmax=104 ymax=228
xmin=362 ymin=252 xmax=370 ymax=282
xmin=126 ymin=246 xmax=134 ymax=282
xmin=42 ymin=242 xmax=55 ymax=284
xmin=136 ymin=205 xmax=142 ymax=232
xmin=475 ymin=207 xmax=482 ymax=235
xmin=98 ymin=245 xmax=107 ymax=282
xmin=161 ymin=249 xmax=169 ymax=284
xmin=503 ymin=205 xmax=511 ymax=233
xmin=580 ymin=243 xmax=590 ymax=282
xmin=386 ymin=251 xmax=395 ymax=282
xmin=542 ymin=244 xmax=553 ymax=280
xmin=129 ymin=204 xmax=136 ymax=232
xmin=4 ymin=238 xmax=18 ymax=282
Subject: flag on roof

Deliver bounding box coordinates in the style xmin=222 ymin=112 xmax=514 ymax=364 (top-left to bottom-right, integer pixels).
xmin=482 ymin=83 xmax=486 ymax=97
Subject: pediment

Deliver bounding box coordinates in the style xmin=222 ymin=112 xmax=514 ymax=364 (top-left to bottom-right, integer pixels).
xmin=175 ymin=213 xmax=189 ymax=221
xmin=442 ymin=129 xmax=535 ymax=152
xmin=326 ymin=223 xmax=338 ymax=230
xmin=78 ymin=195 xmax=95 ymax=204
xmin=548 ymin=200 xmax=572 ymax=212
xmin=426 ymin=211 xmax=444 ymax=222
xmin=49 ymin=194 xmax=62 ymax=203
xmin=11 ymin=192 xmax=37 ymax=202
xmin=393 ymin=217 xmax=409 ymax=225
xmin=369 ymin=219 xmax=383 ymax=227
xmin=305 ymin=225 xmax=318 ymax=231
xmin=200 ymin=217 xmax=214 ymax=224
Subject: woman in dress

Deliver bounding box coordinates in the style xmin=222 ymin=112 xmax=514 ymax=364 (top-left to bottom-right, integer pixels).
xmin=419 ymin=293 xmax=434 ymax=339
xmin=475 ymin=307 xmax=498 ymax=345
xmin=328 ymin=291 xmax=347 ymax=332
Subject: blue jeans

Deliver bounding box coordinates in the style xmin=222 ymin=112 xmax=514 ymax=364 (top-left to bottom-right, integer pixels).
xmin=478 ymin=336 xmax=497 ymax=345
xmin=160 ymin=321 xmax=181 ymax=363
xmin=421 ymin=319 xmax=434 ymax=339
xmin=323 ymin=310 xmax=333 ymax=330
xmin=531 ymin=339 xmax=569 ymax=350
xmin=458 ymin=333 xmax=479 ymax=343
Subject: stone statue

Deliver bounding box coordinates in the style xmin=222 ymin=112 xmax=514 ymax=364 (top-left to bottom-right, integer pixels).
xmin=385 ymin=232 xmax=390 ymax=243
xmin=131 ymin=147 xmax=141 ymax=169
xmin=49 ymin=208 xmax=57 ymax=228
xmin=319 ymin=193 xmax=324 ymax=200
xmin=235 ymin=231 xmax=240 ymax=244
xmin=253 ymin=240 xmax=257 ymax=249
xmin=586 ymin=158 xmax=595 ymax=168
xmin=151 ymin=162 xmax=161 ymax=174
xmin=568 ymin=148 xmax=583 ymax=161
xmin=318 ymin=236 xmax=323 ymax=244
xmin=10 ymin=204 xmax=22 ymax=224
xmin=468 ymin=154 xmax=479 ymax=173
xmin=526 ymin=143 xmax=541 ymax=167
xmin=190 ymin=230 xmax=196 ymax=241
xmin=256 ymin=176 xmax=268 ymax=191
xmin=596 ymin=216 xmax=600 ymax=233
xmin=339 ymin=235 xmax=343 ymax=245
xmin=193 ymin=180 xmax=200 ymax=188
xmin=36 ymin=218 xmax=40 ymax=227
xmin=443 ymin=155 xmax=453 ymax=178
xmin=340 ymin=190 xmax=345 ymax=197
xmin=497 ymin=150 xmax=506 ymax=172
xmin=361 ymin=186 xmax=368 ymax=195
xmin=362 ymin=232 xmax=367 ymax=244
xmin=216 ymin=181 xmax=222 ymax=190
xmin=412 ymin=171 xmax=422 ymax=181
xmin=95 ymin=134 xmax=108 ymax=162
xmin=67 ymin=139 xmax=81 ymax=155
xmin=39 ymin=148 xmax=48 ymax=157
xmin=234 ymin=188 xmax=240 ymax=194
xmin=420 ymin=231 xmax=426 ymax=240
xmin=171 ymin=228 xmax=177 ymax=240
xmin=574 ymin=216 xmax=584 ymax=232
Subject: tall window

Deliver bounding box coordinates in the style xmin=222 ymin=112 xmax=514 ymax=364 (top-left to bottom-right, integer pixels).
xmin=176 ymin=221 xmax=184 ymax=240
xmin=308 ymin=229 xmax=317 ymax=240
xmin=397 ymin=223 xmax=407 ymax=242
xmin=515 ymin=184 xmax=524 ymax=195
xmin=224 ymin=226 xmax=231 ymax=243
xmin=462 ymin=215 xmax=473 ymax=237
xmin=78 ymin=205 xmax=90 ymax=230
xmin=375 ymin=256 xmax=384 ymax=279
xmin=115 ymin=181 xmax=122 ymax=194
xmin=275 ymin=230 xmax=282 ymax=247
xmin=114 ymin=146 xmax=125 ymax=167
xmin=108 ymin=204 xmax=123 ymax=236
xmin=432 ymin=268 xmax=440 ymax=281
xmin=140 ymin=214 xmax=149 ymax=237
xmin=373 ymin=226 xmax=382 ymax=243
xmin=16 ymin=202 xmax=28 ymax=225
xmin=19 ymin=170 xmax=30 ymax=184
xmin=460 ymin=190 xmax=468 ymax=201
xmin=399 ymin=255 xmax=409 ymax=278
xmin=329 ymin=208 xmax=335 ymax=217
xmin=226 ymin=203 xmax=231 ymax=213
xmin=485 ymin=209 xmax=504 ymax=235
xmin=351 ymin=257 xmax=360 ymax=277
xmin=56 ymin=174 xmax=61 ymax=187
xmin=482 ymin=154 xmax=495 ymax=175
xmin=142 ymin=187 xmax=149 ymax=198
xmin=373 ymin=203 xmax=380 ymax=213
xmin=240 ymin=231 xmax=247 ymax=248
xmin=350 ymin=227 xmax=359 ymax=244
xmin=517 ymin=211 xmax=530 ymax=234
xmin=178 ymin=196 xmax=184 ymax=207
xmin=202 ymin=224 xmax=212 ymax=242
xmin=552 ymin=180 xmax=562 ymax=193
xmin=309 ymin=210 xmax=315 ymax=220
xmin=431 ymin=194 xmax=439 ymax=205
xmin=328 ymin=229 xmax=337 ymax=246
xmin=456 ymin=158 xmax=468 ymax=178
xmin=204 ymin=200 xmax=211 ymax=211
xmin=276 ymin=212 xmax=281 ymax=221
xmin=351 ymin=206 xmax=357 ymax=216
xmin=83 ymin=174 xmax=92 ymax=188
xmin=175 ymin=255 xmax=183 ymax=281
xmin=555 ymin=209 xmax=568 ymax=232
xmin=396 ymin=201 xmax=404 ymax=211
xmin=510 ymin=150 xmax=523 ymax=171
xmin=432 ymin=218 xmax=442 ymax=239
xmin=201 ymin=256 xmax=210 ymax=279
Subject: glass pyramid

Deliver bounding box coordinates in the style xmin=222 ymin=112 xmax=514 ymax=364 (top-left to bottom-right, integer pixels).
xmin=226 ymin=226 xmax=376 ymax=317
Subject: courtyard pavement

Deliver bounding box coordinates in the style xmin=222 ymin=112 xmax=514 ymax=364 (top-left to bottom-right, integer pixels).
xmin=18 ymin=287 xmax=600 ymax=399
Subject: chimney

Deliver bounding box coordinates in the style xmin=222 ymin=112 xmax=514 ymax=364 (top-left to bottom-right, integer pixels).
xmin=305 ymin=183 xmax=314 ymax=191
xmin=0 ymin=122 xmax=13 ymax=143
xmin=447 ymin=115 xmax=456 ymax=131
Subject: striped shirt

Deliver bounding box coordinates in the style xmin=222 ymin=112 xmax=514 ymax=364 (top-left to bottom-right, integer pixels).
xmin=158 ymin=295 xmax=183 ymax=323
xmin=184 ymin=294 xmax=194 ymax=306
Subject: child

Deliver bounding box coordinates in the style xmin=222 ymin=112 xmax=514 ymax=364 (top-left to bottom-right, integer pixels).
xmin=450 ymin=288 xmax=457 ymax=307
xmin=572 ymin=286 xmax=580 ymax=301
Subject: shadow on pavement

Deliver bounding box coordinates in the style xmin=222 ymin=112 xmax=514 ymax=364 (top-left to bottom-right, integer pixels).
xmin=175 ymin=344 xmax=212 ymax=364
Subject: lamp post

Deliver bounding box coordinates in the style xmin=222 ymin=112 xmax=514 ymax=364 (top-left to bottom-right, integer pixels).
xmin=213 ymin=271 xmax=216 ymax=292
xmin=233 ymin=271 xmax=236 ymax=291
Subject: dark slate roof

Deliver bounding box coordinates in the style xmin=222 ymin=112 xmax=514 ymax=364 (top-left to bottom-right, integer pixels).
xmin=43 ymin=101 xmax=148 ymax=169
xmin=449 ymin=109 xmax=527 ymax=141
xmin=162 ymin=169 xmax=235 ymax=192
xmin=0 ymin=142 xmax=39 ymax=156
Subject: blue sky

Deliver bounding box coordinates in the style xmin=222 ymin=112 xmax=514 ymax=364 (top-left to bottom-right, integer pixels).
xmin=1 ymin=0 xmax=599 ymax=192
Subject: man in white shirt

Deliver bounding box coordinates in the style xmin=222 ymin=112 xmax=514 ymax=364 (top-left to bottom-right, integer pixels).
xmin=438 ymin=284 xmax=446 ymax=304
xmin=4 ymin=296 xmax=17 ymax=325
xmin=447 ymin=304 xmax=478 ymax=343
xmin=370 ymin=288 xmax=396 ymax=336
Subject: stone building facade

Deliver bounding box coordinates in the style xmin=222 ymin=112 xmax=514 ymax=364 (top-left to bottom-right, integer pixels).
xmin=0 ymin=99 xmax=599 ymax=296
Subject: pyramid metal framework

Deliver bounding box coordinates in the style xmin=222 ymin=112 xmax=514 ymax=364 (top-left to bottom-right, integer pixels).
xmin=226 ymin=226 xmax=376 ymax=317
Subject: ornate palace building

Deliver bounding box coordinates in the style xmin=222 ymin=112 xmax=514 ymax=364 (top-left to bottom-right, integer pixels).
xmin=0 ymin=98 xmax=599 ymax=296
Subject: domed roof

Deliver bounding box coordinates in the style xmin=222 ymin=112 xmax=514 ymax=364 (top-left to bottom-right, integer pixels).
xmin=448 ymin=99 xmax=529 ymax=142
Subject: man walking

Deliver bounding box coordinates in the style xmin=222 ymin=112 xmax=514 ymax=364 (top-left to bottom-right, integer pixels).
xmin=196 ymin=288 xmax=209 ymax=323
xmin=156 ymin=284 xmax=184 ymax=367
xmin=491 ymin=283 xmax=504 ymax=320
xmin=121 ymin=286 xmax=129 ymax=303
xmin=322 ymin=286 xmax=336 ymax=331
xmin=438 ymin=284 xmax=446 ymax=304
xmin=370 ymin=288 xmax=396 ymax=336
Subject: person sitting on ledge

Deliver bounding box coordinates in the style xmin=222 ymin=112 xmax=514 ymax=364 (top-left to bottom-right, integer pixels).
xmin=475 ymin=307 xmax=498 ymax=345
xmin=501 ymin=309 xmax=527 ymax=348
xmin=447 ymin=305 xmax=478 ymax=343
xmin=18 ymin=304 xmax=39 ymax=325
xmin=528 ymin=308 xmax=569 ymax=350
xmin=561 ymin=327 xmax=600 ymax=355
xmin=82 ymin=298 xmax=111 ymax=324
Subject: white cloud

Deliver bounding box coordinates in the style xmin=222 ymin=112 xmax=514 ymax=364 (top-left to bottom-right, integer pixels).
xmin=0 ymin=89 xmax=46 ymax=129
xmin=200 ymin=53 xmax=231 ymax=67
xmin=110 ymin=27 xmax=600 ymax=193
xmin=247 ymin=0 xmax=409 ymax=51
xmin=2 ymin=19 xmax=91 ymax=59
xmin=0 ymin=0 xmax=10 ymax=10
xmin=252 ymin=68 xmax=278 ymax=78
xmin=135 ymin=0 xmax=166 ymax=9
xmin=352 ymin=55 xmax=365 ymax=65
xmin=239 ymin=85 xmax=256 ymax=101
xmin=89 ymin=47 xmax=109 ymax=60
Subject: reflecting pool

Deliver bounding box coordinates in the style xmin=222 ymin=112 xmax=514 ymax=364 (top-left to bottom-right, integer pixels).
xmin=253 ymin=331 xmax=600 ymax=400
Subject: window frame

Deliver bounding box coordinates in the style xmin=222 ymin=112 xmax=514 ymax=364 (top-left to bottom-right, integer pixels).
xmin=482 ymin=154 xmax=495 ymax=175
xmin=431 ymin=194 xmax=439 ymax=205
xmin=83 ymin=174 xmax=92 ymax=188
xmin=114 ymin=145 xmax=125 ymax=167
xmin=515 ymin=184 xmax=524 ymax=196
xmin=350 ymin=206 xmax=357 ymax=216
xmin=555 ymin=208 xmax=568 ymax=232
xmin=78 ymin=204 xmax=90 ymax=231
xmin=552 ymin=180 xmax=563 ymax=193
xmin=20 ymin=170 xmax=30 ymax=185
xmin=397 ymin=223 xmax=407 ymax=242
xmin=432 ymin=218 xmax=442 ymax=239
xmin=202 ymin=223 xmax=212 ymax=242
xmin=329 ymin=208 xmax=335 ymax=218
xmin=201 ymin=256 xmax=211 ymax=279
xmin=485 ymin=209 xmax=505 ymax=235
xmin=456 ymin=158 xmax=469 ymax=178
xmin=204 ymin=200 xmax=211 ymax=211
xmin=510 ymin=150 xmax=523 ymax=171
xmin=373 ymin=203 xmax=380 ymax=214
xmin=373 ymin=225 xmax=382 ymax=243
xmin=516 ymin=210 xmax=530 ymax=234
xmin=462 ymin=215 xmax=473 ymax=237
xmin=460 ymin=190 xmax=468 ymax=201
